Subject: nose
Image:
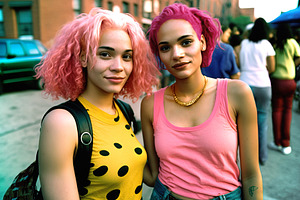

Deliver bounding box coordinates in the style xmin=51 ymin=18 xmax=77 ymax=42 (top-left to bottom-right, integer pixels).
xmin=110 ymin=57 xmax=124 ymax=72
xmin=172 ymin=45 xmax=184 ymax=60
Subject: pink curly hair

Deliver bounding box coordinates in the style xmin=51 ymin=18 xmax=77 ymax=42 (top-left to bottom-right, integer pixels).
xmin=148 ymin=3 xmax=221 ymax=69
xmin=36 ymin=8 xmax=160 ymax=101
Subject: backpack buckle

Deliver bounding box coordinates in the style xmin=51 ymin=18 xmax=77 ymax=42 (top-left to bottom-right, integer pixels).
xmin=80 ymin=132 xmax=92 ymax=145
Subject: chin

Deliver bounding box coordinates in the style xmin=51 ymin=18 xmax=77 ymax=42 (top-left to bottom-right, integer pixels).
xmin=106 ymin=85 xmax=125 ymax=94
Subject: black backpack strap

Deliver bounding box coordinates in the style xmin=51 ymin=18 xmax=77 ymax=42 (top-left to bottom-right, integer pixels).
xmin=115 ymin=99 xmax=139 ymax=134
xmin=42 ymin=99 xmax=93 ymax=195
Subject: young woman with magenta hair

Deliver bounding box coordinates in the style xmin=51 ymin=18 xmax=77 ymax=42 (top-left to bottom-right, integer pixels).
xmin=35 ymin=8 xmax=159 ymax=199
xmin=141 ymin=3 xmax=263 ymax=200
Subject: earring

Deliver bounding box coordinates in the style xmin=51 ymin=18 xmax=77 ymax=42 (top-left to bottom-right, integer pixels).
xmin=202 ymin=47 xmax=206 ymax=51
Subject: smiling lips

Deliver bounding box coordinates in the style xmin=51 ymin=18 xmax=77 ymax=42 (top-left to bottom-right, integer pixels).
xmin=172 ymin=61 xmax=191 ymax=69
xmin=106 ymin=76 xmax=125 ymax=83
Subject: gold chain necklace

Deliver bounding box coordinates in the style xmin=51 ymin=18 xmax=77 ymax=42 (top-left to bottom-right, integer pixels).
xmin=172 ymin=76 xmax=208 ymax=107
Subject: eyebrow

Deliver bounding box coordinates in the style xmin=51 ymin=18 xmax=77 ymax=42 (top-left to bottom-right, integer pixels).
xmin=158 ymin=34 xmax=193 ymax=46
xmin=98 ymin=46 xmax=133 ymax=53
xmin=98 ymin=46 xmax=115 ymax=51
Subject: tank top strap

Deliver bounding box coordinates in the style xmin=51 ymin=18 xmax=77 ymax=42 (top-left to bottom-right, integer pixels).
xmin=216 ymin=78 xmax=236 ymax=130
xmin=153 ymin=87 xmax=167 ymax=127
xmin=216 ymin=78 xmax=228 ymax=95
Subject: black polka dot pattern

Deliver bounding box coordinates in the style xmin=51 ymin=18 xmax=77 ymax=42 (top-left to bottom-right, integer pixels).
xmin=106 ymin=189 xmax=120 ymax=200
xmin=93 ymin=165 xmax=108 ymax=176
xmin=83 ymin=179 xmax=91 ymax=187
xmin=89 ymin=163 xmax=95 ymax=168
xmin=125 ymin=124 xmax=131 ymax=130
xmin=114 ymin=115 xmax=120 ymax=122
xmin=100 ymin=150 xmax=110 ymax=156
xmin=114 ymin=143 xmax=122 ymax=149
xmin=118 ymin=165 xmax=129 ymax=177
xmin=134 ymin=147 xmax=143 ymax=155
xmin=78 ymin=186 xmax=88 ymax=196
xmin=135 ymin=184 xmax=142 ymax=194
xmin=80 ymin=104 xmax=145 ymax=199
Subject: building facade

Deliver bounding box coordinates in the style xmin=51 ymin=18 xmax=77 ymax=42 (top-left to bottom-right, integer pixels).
xmin=0 ymin=0 xmax=254 ymax=48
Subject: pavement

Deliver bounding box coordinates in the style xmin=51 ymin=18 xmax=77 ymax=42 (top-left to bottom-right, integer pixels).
xmin=0 ymin=88 xmax=299 ymax=199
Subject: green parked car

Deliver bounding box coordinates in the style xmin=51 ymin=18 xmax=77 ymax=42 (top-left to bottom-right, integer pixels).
xmin=0 ymin=39 xmax=47 ymax=94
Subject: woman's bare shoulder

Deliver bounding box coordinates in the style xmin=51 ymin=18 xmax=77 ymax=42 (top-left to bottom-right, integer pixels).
xmin=39 ymin=108 xmax=78 ymax=155
xmin=227 ymin=79 xmax=255 ymax=112
xmin=42 ymin=109 xmax=77 ymax=135
xmin=227 ymin=79 xmax=252 ymax=97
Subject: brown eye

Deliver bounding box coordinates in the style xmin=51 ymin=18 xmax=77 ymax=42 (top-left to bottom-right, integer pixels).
xmin=99 ymin=52 xmax=111 ymax=58
xmin=182 ymin=39 xmax=192 ymax=46
xmin=159 ymin=45 xmax=170 ymax=52
xmin=122 ymin=53 xmax=132 ymax=61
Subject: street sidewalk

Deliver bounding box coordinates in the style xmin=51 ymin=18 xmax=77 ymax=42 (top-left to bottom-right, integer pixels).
xmin=0 ymin=90 xmax=299 ymax=199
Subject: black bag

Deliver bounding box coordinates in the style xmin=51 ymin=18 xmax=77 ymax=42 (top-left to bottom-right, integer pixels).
xmin=4 ymin=99 xmax=138 ymax=199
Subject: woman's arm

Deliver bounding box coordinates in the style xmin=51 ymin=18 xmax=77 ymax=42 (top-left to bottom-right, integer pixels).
xmin=228 ymin=80 xmax=263 ymax=200
xmin=39 ymin=109 xmax=79 ymax=200
xmin=141 ymin=95 xmax=159 ymax=187
xmin=234 ymin=45 xmax=241 ymax=68
xmin=266 ymin=55 xmax=275 ymax=74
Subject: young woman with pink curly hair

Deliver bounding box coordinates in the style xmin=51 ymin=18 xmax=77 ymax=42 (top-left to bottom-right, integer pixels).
xmin=35 ymin=8 xmax=159 ymax=199
xmin=142 ymin=3 xmax=263 ymax=200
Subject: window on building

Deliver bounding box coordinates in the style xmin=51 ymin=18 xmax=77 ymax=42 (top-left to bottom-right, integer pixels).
xmin=108 ymin=2 xmax=113 ymax=11
xmin=73 ymin=0 xmax=81 ymax=16
xmin=15 ymin=8 xmax=33 ymax=37
xmin=134 ymin=4 xmax=138 ymax=16
xmin=143 ymin=0 xmax=152 ymax=19
xmin=0 ymin=8 xmax=4 ymax=37
xmin=123 ymin=2 xmax=129 ymax=13
xmin=94 ymin=0 xmax=102 ymax=7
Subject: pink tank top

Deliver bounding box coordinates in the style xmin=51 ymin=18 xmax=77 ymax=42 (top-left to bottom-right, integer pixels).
xmin=153 ymin=79 xmax=241 ymax=199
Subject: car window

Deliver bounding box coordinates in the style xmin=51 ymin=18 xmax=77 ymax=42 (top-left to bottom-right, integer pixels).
xmin=10 ymin=42 xmax=25 ymax=57
xmin=34 ymin=41 xmax=47 ymax=55
xmin=0 ymin=42 xmax=7 ymax=57
xmin=23 ymin=41 xmax=40 ymax=55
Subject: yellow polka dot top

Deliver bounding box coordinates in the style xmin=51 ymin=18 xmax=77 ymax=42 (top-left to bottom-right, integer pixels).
xmin=78 ymin=96 xmax=147 ymax=200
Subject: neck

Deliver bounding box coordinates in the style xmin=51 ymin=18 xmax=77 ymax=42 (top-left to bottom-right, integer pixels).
xmin=81 ymin=89 xmax=115 ymax=113
xmin=174 ymin=74 xmax=206 ymax=97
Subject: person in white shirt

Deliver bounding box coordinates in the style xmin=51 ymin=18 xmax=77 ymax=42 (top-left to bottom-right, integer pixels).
xmin=238 ymin=18 xmax=275 ymax=165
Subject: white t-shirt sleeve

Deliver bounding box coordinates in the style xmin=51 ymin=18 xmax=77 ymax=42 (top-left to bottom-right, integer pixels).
xmin=264 ymin=39 xmax=276 ymax=56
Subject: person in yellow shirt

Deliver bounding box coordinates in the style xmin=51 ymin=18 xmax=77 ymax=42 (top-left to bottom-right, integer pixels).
xmin=35 ymin=8 xmax=160 ymax=199
xmin=269 ymin=23 xmax=300 ymax=155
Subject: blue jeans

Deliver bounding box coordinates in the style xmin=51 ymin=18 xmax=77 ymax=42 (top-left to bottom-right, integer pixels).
xmin=150 ymin=178 xmax=242 ymax=200
xmin=250 ymin=86 xmax=272 ymax=164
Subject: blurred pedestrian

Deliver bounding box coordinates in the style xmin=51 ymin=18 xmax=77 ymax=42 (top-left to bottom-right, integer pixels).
xmin=202 ymin=25 xmax=240 ymax=79
xmin=143 ymin=3 xmax=263 ymax=200
xmin=221 ymin=25 xmax=232 ymax=44
xmin=238 ymin=18 xmax=275 ymax=165
xmin=268 ymin=23 xmax=300 ymax=155
xmin=230 ymin=33 xmax=242 ymax=67
xmin=35 ymin=8 xmax=159 ymax=199
xmin=234 ymin=23 xmax=253 ymax=67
